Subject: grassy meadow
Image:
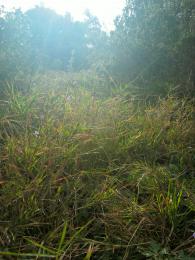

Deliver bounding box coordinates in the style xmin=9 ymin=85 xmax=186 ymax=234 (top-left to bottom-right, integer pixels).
xmin=0 ymin=72 xmax=194 ymax=259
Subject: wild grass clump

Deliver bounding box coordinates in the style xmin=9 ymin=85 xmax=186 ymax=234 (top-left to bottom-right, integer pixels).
xmin=0 ymin=76 xmax=195 ymax=259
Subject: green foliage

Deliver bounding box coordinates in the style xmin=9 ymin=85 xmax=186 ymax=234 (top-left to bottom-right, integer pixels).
xmin=0 ymin=7 xmax=31 ymax=82
xmin=1 ymin=1 xmax=194 ymax=97
xmin=110 ymin=0 xmax=195 ymax=95
xmin=0 ymin=6 xmax=108 ymax=86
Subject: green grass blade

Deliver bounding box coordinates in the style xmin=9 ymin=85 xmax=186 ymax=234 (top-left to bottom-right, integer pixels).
xmin=62 ymin=219 xmax=94 ymax=253
xmin=24 ymin=237 xmax=57 ymax=255
xmin=0 ymin=251 xmax=55 ymax=258
xmin=57 ymin=221 xmax=68 ymax=254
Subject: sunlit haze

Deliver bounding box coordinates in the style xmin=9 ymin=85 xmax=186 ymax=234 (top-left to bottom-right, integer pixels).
xmin=1 ymin=0 xmax=125 ymax=31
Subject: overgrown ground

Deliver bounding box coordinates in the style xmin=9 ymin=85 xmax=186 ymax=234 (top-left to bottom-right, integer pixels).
xmin=0 ymin=73 xmax=195 ymax=259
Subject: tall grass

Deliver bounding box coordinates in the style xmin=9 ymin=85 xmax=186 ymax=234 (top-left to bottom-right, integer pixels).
xmin=0 ymin=74 xmax=195 ymax=259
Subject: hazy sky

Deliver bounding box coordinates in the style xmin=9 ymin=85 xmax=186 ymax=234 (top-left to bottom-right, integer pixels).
xmin=1 ymin=0 xmax=125 ymax=30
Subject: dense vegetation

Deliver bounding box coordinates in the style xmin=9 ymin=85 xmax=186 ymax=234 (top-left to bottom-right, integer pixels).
xmin=0 ymin=1 xmax=195 ymax=259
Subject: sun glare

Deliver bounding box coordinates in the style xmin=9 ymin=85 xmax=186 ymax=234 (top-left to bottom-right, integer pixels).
xmin=1 ymin=0 xmax=125 ymax=30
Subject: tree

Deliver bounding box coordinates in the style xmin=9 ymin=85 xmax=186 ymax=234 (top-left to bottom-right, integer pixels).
xmin=0 ymin=5 xmax=108 ymax=80
xmin=0 ymin=7 xmax=32 ymax=81
xmin=110 ymin=0 xmax=195 ymax=95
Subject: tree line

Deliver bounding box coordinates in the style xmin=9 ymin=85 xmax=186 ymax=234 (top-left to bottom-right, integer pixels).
xmin=0 ymin=0 xmax=194 ymax=96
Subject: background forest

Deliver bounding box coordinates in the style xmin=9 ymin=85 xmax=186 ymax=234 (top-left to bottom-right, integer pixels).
xmin=0 ymin=0 xmax=195 ymax=259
